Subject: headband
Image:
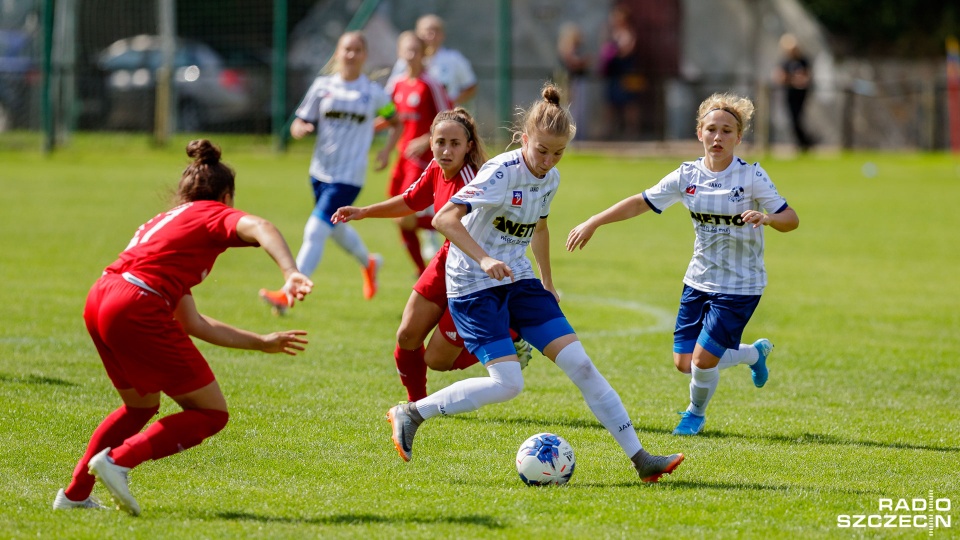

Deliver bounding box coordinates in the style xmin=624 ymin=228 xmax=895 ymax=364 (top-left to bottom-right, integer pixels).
xmin=702 ymin=107 xmax=741 ymax=125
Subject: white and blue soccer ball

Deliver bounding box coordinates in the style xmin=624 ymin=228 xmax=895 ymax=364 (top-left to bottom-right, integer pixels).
xmin=515 ymin=433 xmax=575 ymax=486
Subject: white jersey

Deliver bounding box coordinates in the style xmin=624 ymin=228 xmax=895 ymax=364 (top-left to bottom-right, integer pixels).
xmin=389 ymin=47 xmax=477 ymax=102
xmin=445 ymin=149 xmax=559 ymax=297
xmin=642 ymin=156 xmax=788 ymax=295
xmin=295 ymin=73 xmax=393 ymax=186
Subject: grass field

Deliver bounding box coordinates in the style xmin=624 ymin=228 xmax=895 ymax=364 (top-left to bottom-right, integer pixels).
xmin=1 ymin=135 xmax=958 ymax=539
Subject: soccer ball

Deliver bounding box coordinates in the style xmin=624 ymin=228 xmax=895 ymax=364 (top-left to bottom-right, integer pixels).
xmin=515 ymin=433 xmax=576 ymax=486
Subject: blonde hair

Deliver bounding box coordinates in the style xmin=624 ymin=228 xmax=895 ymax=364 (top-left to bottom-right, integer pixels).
xmin=510 ymin=82 xmax=576 ymax=146
xmin=324 ymin=31 xmax=367 ymax=75
xmin=696 ymin=92 xmax=755 ymax=137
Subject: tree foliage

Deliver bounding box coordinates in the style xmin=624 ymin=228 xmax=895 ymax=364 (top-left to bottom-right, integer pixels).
xmin=800 ymin=0 xmax=959 ymax=57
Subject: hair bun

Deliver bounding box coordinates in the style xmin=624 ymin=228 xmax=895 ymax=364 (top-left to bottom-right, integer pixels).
xmin=186 ymin=139 xmax=221 ymax=164
xmin=542 ymin=85 xmax=561 ymax=106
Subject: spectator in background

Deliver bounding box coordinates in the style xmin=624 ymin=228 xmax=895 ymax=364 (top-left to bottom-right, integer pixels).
xmin=390 ymin=14 xmax=478 ymax=107
xmin=773 ymin=33 xmax=815 ymax=152
xmin=598 ymin=3 xmax=643 ymax=140
xmin=557 ymin=22 xmax=590 ymax=140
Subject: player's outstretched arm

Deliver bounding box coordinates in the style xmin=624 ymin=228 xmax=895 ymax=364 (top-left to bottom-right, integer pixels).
xmin=331 ymin=195 xmax=415 ymax=224
xmin=236 ymin=215 xmax=313 ymax=303
xmin=174 ymin=295 xmax=309 ymax=355
xmin=566 ymin=194 xmax=651 ymax=251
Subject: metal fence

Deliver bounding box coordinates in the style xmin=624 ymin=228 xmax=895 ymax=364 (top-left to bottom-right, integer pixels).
xmin=0 ymin=0 xmax=955 ymax=152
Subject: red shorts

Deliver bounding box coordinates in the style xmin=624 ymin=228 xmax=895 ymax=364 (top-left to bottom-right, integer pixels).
xmin=388 ymin=155 xmax=429 ymax=197
xmin=83 ymin=274 xmax=215 ymax=396
xmin=411 ymin=245 xmax=463 ymax=347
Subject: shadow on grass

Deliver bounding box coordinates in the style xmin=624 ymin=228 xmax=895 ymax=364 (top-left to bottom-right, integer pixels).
xmin=569 ymin=479 xmax=882 ymax=495
xmin=214 ymin=511 xmax=505 ymax=529
xmin=0 ymin=373 xmax=77 ymax=386
xmin=465 ymin=415 xmax=960 ymax=454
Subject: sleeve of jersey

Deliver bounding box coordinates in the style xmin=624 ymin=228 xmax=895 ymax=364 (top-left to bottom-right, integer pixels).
xmin=209 ymin=206 xmax=258 ymax=247
xmin=752 ymin=164 xmax=788 ymax=213
xmin=294 ymin=79 xmax=323 ymax=123
xmin=375 ymin=84 xmax=397 ymax=120
xmin=641 ymin=168 xmax=683 ymax=214
xmin=449 ymin=163 xmax=506 ymax=214
xmin=402 ymin=163 xmax=436 ymax=212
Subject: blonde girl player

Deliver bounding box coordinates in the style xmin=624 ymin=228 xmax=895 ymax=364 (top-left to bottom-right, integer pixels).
xmin=386 ymin=84 xmax=684 ymax=483
xmin=332 ymin=109 xmax=532 ymax=402
xmin=567 ymin=92 xmax=800 ymax=436
xmin=53 ymin=140 xmax=312 ymax=515
xmin=260 ymin=31 xmax=400 ymax=310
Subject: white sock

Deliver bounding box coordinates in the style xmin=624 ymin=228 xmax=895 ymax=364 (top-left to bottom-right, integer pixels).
xmin=331 ymin=223 xmax=369 ymax=267
xmin=296 ymin=215 xmax=332 ymax=277
xmin=415 ymin=362 xmax=523 ymax=420
xmin=717 ymin=344 xmax=760 ymax=370
xmin=687 ymin=365 xmax=719 ymax=416
xmin=555 ymin=341 xmax=642 ymax=458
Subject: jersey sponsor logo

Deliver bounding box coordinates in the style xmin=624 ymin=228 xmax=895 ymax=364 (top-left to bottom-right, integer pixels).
xmin=492 ymin=216 xmax=537 ymax=238
xmin=689 ymin=211 xmax=746 ymax=227
xmin=324 ymin=110 xmax=367 ymax=123
xmin=530 ymin=186 xmax=540 ymax=192
xmin=709 ymin=181 xmax=723 ymax=188
xmin=502 ymin=158 xmax=521 ymax=168
xmin=685 ymin=184 xmax=697 ymax=195
xmin=728 ymin=186 xmax=745 ymax=202
xmin=511 ymin=190 xmax=523 ymax=207
xmin=445 ymin=331 xmax=458 ymax=341
xmin=495 ymin=171 xmax=504 ymax=179
xmin=457 ymin=187 xmax=484 ymax=200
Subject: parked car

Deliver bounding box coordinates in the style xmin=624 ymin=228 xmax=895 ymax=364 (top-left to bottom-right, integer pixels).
xmin=0 ymin=29 xmax=39 ymax=132
xmin=97 ymin=35 xmax=269 ymax=132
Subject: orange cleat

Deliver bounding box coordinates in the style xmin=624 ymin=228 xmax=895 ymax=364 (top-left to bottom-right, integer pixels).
xmin=362 ymin=254 xmax=383 ymax=300
xmin=259 ymin=288 xmax=292 ymax=315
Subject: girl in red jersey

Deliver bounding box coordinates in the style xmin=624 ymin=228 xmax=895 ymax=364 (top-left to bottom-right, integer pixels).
xmin=384 ymin=31 xmax=452 ymax=274
xmin=53 ymin=140 xmax=313 ymax=515
xmin=333 ymin=109 xmax=530 ymax=402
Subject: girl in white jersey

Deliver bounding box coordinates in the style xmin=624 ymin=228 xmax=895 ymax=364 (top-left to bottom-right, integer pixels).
xmin=260 ymin=32 xmax=401 ymax=310
xmin=567 ymin=92 xmax=800 ymax=436
xmin=386 ymin=84 xmax=685 ymax=483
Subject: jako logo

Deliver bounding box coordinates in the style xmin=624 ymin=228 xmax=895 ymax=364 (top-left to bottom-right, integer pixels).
xmin=837 ymin=492 xmax=952 ymax=535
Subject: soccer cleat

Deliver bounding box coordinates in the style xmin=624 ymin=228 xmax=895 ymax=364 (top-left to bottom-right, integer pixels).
xmin=87 ymin=447 xmax=140 ymax=516
xmin=672 ymin=411 xmax=706 ymax=436
xmin=259 ymin=288 xmax=292 ymax=315
xmin=634 ymin=451 xmax=685 ymax=483
xmin=52 ymin=488 xmax=107 ymax=510
xmin=386 ymin=402 xmax=419 ymax=462
xmin=750 ymin=338 xmax=774 ymax=388
xmin=514 ymin=338 xmax=534 ymax=370
xmin=362 ymin=254 xmax=383 ymax=300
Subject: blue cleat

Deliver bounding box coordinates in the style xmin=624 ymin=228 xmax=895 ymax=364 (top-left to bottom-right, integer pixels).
xmin=672 ymin=411 xmax=705 ymax=436
xmin=750 ymin=338 xmax=774 ymax=388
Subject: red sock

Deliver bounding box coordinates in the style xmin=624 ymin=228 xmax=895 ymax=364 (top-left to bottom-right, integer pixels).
xmin=395 ymin=344 xmax=428 ymax=401
xmin=64 ymin=404 xmax=158 ymax=501
xmin=451 ymin=347 xmax=479 ymax=370
xmin=509 ymin=329 xmax=520 ymax=341
xmin=110 ymin=409 xmax=229 ymax=469
xmin=400 ymin=229 xmax=427 ymax=274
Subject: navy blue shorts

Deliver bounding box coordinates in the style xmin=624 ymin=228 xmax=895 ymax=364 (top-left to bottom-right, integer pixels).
xmin=448 ymin=279 xmax=574 ymax=364
xmin=673 ymin=284 xmax=761 ymax=358
xmin=310 ymin=178 xmax=362 ymax=225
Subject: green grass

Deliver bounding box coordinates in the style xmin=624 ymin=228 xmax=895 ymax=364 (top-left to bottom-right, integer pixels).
xmin=1 ymin=135 xmax=958 ymax=539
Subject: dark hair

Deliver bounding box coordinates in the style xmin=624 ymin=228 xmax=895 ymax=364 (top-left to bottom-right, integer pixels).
xmin=431 ymin=107 xmax=488 ymax=171
xmin=510 ymin=82 xmax=576 ymax=145
xmin=176 ymin=139 xmax=235 ymax=204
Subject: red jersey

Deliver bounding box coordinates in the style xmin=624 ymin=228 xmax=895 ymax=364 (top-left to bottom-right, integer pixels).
xmin=391 ymin=74 xmax=451 ymax=168
xmin=402 ymin=159 xmax=477 ymax=254
xmin=104 ymin=200 xmax=255 ymax=305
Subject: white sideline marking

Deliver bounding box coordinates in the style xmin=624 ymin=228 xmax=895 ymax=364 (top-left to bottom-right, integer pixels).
xmin=561 ymin=293 xmax=674 ymax=338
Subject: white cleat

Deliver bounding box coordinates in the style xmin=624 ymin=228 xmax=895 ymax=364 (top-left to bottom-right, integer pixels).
xmin=88 ymin=447 xmax=140 ymax=516
xmin=52 ymin=488 xmax=107 ymax=510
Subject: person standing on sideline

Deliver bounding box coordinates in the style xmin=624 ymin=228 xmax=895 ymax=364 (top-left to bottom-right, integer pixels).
xmin=773 ymin=33 xmax=815 ymax=152
xmin=384 ymin=31 xmax=452 ymax=275
xmin=260 ymin=31 xmax=400 ymax=311
xmin=386 ymin=84 xmax=684 ymax=483
xmin=53 ymin=139 xmax=313 ymax=515
xmin=390 ymin=14 xmax=478 ymax=107
xmin=333 ymin=108 xmax=533 ymax=402
xmin=566 ymin=92 xmax=800 ymax=436
xmin=556 ymin=22 xmax=590 ymax=140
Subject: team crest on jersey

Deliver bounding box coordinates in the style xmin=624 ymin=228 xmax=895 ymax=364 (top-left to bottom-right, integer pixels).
xmin=728 ymin=186 xmax=745 ymax=202
xmin=406 ymin=92 xmax=422 ymax=107
xmin=685 ymin=184 xmax=697 ymax=195
xmin=512 ymin=190 xmax=523 ymax=207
